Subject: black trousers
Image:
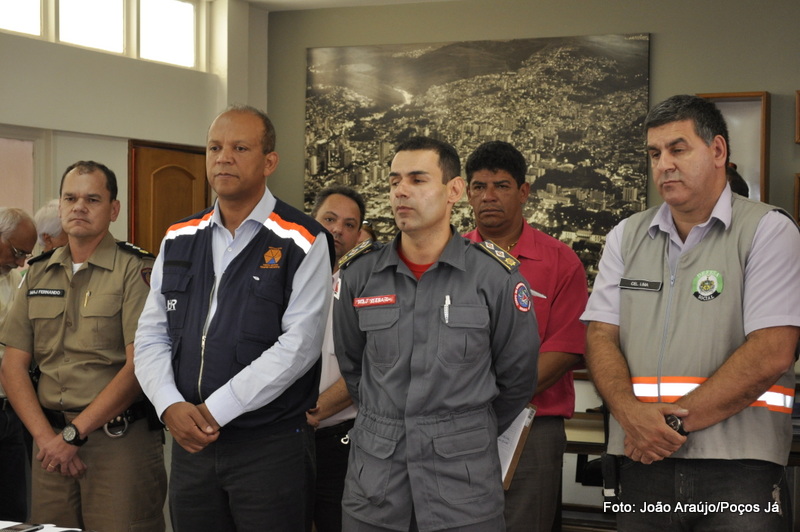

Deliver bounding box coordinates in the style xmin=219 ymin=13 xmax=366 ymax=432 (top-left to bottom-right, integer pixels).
xmin=170 ymin=422 xmax=315 ymax=532
xmin=0 ymin=404 xmax=27 ymax=522
xmin=314 ymin=419 xmax=355 ymax=532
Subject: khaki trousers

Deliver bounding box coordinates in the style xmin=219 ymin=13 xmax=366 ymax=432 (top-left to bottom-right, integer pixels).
xmin=31 ymin=416 xmax=167 ymax=532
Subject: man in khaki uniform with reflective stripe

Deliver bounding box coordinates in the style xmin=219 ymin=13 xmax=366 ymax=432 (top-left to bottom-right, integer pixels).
xmin=0 ymin=161 xmax=166 ymax=531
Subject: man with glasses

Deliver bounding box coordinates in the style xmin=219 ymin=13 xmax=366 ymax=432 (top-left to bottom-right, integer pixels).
xmin=0 ymin=207 xmax=36 ymax=521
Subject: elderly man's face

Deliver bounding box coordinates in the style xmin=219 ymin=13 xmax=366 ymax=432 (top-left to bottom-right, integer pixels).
xmin=0 ymin=220 xmax=36 ymax=275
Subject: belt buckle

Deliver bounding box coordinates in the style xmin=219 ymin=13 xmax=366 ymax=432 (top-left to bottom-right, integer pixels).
xmin=104 ymin=413 xmax=129 ymax=438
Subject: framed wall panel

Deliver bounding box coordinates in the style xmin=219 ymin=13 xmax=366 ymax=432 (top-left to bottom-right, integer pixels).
xmin=698 ymin=92 xmax=770 ymax=202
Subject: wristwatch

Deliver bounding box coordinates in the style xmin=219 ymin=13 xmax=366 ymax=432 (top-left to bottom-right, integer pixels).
xmin=664 ymin=414 xmax=689 ymax=436
xmin=62 ymin=423 xmax=88 ymax=446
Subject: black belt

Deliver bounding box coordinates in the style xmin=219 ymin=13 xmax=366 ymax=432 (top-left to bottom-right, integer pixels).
xmin=315 ymin=418 xmax=355 ymax=439
xmin=43 ymin=400 xmax=152 ymax=431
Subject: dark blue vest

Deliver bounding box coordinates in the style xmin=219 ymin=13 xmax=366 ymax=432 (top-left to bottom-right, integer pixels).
xmin=160 ymin=200 xmax=331 ymax=435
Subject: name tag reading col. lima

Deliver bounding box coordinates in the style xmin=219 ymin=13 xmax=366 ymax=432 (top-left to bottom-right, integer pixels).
xmin=619 ymin=278 xmax=663 ymax=291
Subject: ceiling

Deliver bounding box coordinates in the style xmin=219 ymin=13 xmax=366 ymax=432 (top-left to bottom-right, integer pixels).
xmin=247 ymin=0 xmax=450 ymax=12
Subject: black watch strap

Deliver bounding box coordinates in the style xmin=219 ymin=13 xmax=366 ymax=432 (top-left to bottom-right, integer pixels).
xmin=62 ymin=422 xmax=88 ymax=446
xmin=665 ymin=414 xmax=689 ymax=436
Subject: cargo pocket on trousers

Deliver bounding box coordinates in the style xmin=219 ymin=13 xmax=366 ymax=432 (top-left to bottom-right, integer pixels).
xmin=350 ymin=427 xmax=397 ymax=505
xmin=433 ymin=427 xmax=493 ymax=504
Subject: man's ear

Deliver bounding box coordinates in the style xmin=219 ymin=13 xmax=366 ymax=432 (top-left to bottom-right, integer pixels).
xmin=448 ymin=176 xmax=465 ymax=206
xmin=263 ymin=151 xmax=280 ymax=178
xmin=712 ymin=135 xmax=727 ymax=168
xmin=519 ymin=182 xmax=530 ymax=203
xmin=110 ymin=199 xmax=121 ymax=222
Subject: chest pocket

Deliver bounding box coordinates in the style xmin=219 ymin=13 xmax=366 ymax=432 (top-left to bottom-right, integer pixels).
xmin=358 ymin=306 xmax=400 ymax=368
xmin=241 ymin=276 xmax=285 ymax=342
xmin=437 ymin=305 xmax=490 ymax=368
xmin=28 ymin=296 xmax=66 ymax=353
xmin=80 ymin=293 xmax=123 ymax=350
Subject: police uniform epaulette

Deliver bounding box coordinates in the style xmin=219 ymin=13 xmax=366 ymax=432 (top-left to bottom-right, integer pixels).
xmin=116 ymin=241 xmax=155 ymax=259
xmin=339 ymin=239 xmax=381 ymax=270
xmin=27 ymin=248 xmax=57 ymax=265
xmin=474 ymin=240 xmax=520 ymax=272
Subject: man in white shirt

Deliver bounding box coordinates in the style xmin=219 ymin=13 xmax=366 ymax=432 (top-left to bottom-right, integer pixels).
xmin=135 ymin=105 xmax=333 ymax=531
xmin=308 ymin=185 xmax=365 ymax=532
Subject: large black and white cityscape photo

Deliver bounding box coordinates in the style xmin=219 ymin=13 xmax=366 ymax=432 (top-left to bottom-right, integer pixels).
xmin=304 ymin=33 xmax=650 ymax=281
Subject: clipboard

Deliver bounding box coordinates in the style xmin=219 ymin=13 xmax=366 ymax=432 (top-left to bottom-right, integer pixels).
xmin=497 ymin=404 xmax=536 ymax=490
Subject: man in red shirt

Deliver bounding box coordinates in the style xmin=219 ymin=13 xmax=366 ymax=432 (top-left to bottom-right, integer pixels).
xmin=464 ymin=140 xmax=588 ymax=531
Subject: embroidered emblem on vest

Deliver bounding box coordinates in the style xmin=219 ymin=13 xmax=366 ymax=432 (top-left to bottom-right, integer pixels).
xmin=693 ymin=270 xmax=723 ymax=302
xmin=261 ymin=247 xmax=283 ymax=269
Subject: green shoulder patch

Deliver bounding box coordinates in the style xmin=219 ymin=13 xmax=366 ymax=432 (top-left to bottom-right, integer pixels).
xmin=116 ymin=241 xmax=155 ymax=259
xmin=474 ymin=241 xmax=520 ymax=272
xmin=339 ymin=239 xmax=380 ymax=270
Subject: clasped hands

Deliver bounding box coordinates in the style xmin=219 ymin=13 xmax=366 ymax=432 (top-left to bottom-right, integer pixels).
xmin=163 ymin=401 xmax=220 ymax=453
xmin=619 ymin=402 xmax=688 ymax=464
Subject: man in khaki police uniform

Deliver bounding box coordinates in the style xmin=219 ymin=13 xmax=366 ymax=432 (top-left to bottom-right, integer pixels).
xmin=0 ymin=161 xmax=167 ymax=531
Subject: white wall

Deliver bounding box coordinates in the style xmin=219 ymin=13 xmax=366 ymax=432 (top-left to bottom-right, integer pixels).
xmin=0 ymin=0 xmax=270 ymax=237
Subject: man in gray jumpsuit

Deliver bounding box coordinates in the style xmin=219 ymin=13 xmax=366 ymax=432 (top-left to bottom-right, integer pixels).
xmin=333 ymin=136 xmax=539 ymax=532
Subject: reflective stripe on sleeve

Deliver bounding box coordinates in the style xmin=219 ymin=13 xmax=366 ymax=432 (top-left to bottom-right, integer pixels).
xmin=632 ymin=376 xmax=794 ymax=414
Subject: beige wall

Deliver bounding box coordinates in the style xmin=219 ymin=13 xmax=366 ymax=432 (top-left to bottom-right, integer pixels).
xmin=266 ymin=0 xmax=800 ymax=213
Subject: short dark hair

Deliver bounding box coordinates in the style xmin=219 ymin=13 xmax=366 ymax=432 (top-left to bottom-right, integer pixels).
xmin=311 ymin=185 xmax=366 ymax=224
xmin=644 ymin=94 xmax=730 ymax=164
xmin=393 ymin=136 xmax=460 ymax=183
xmin=222 ymin=104 xmax=276 ymax=154
xmin=60 ymin=161 xmax=118 ymax=201
xmin=465 ymin=141 xmax=527 ymax=187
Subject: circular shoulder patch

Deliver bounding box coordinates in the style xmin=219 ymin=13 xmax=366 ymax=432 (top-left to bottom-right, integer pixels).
xmin=693 ymin=270 xmax=723 ymax=302
xmin=514 ymin=282 xmax=532 ymax=312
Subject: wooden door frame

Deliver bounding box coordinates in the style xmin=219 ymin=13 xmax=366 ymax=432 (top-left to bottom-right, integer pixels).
xmin=128 ymin=139 xmax=209 ymax=245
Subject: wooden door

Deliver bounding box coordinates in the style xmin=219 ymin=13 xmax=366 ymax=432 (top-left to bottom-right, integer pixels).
xmin=129 ymin=140 xmax=208 ymax=255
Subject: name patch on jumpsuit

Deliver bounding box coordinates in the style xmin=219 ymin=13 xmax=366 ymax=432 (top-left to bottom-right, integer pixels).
xmin=353 ymin=295 xmax=397 ymax=308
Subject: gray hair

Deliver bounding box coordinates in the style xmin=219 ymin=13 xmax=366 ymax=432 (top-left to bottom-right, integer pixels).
xmin=0 ymin=207 xmax=35 ymax=240
xmin=34 ymin=199 xmax=63 ymax=248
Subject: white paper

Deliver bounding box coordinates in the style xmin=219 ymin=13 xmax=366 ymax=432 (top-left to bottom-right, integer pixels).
xmin=497 ymin=405 xmax=536 ymax=483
